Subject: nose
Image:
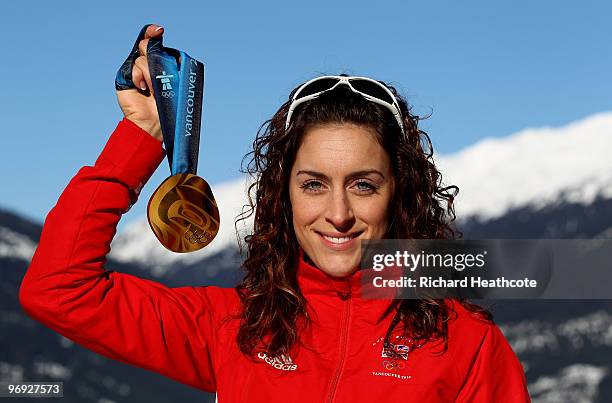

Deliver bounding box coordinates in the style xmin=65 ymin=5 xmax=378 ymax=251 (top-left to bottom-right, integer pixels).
xmin=325 ymin=189 xmax=355 ymax=231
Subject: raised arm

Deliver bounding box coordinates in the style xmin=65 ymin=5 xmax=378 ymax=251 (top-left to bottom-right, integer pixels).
xmin=19 ymin=118 xmax=218 ymax=392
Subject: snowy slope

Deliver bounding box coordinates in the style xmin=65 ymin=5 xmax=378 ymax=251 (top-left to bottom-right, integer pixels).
xmin=109 ymin=112 xmax=612 ymax=272
xmin=503 ymin=310 xmax=612 ymax=402
xmin=436 ymin=112 xmax=612 ymax=221
xmin=0 ymin=226 xmax=36 ymax=261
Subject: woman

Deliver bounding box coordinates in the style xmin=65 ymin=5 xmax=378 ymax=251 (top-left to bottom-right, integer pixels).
xmin=19 ymin=24 xmax=530 ymax=402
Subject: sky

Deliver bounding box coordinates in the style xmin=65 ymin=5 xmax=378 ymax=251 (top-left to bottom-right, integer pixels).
xmin=1 ymin=0 xmax=611 ymax=230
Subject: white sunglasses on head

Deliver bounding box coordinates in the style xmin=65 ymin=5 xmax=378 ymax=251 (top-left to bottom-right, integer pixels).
xmin=285 ymin=75 xmax=406 ymax=136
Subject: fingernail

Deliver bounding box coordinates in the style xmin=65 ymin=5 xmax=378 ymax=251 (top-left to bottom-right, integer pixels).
xmin=140 ymin=81 xmax=147 ymax=90
xmin=155 ymin=26 xmax=164 ymax=32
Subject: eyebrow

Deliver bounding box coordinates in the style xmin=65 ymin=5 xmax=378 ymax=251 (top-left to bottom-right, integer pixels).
xmin=296 ymin=169 xmax=386 ymax=181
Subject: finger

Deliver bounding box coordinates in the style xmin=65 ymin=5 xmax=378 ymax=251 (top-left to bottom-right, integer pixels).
xmin=134 ymin=56 xmax=154 ymax=93
xmin=138 ymin=37 xmax=150 ymax=58
xmin=144 ymin=24 xmax=164 ymax=39
xmin=138 ymin=25 xmax=163 ymax=57
xmin=131 ymin=64 xmax=147 ymax=91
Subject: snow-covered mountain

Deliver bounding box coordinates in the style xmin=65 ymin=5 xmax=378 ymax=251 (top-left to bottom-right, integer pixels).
xmin=0 ymin=227 xmax=36 ymax=261
xmin=504 ymin=309 xmax=612 ymax=403
xmin=437 ymin=111 xmax=612 ymax=221
xmin=109 ymin=111 xmax=612 ymax=273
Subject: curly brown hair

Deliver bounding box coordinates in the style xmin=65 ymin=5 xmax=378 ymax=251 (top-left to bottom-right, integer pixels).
xmin=234 ymin=74 xmax=491 ymax=359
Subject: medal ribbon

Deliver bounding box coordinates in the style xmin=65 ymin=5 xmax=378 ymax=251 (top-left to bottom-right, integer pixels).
xmin=115 ymin=24 xmax=204 ymax=176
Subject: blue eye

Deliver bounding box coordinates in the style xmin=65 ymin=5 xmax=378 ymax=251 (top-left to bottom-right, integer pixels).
xmin=355 ymin=181 xmax=376 ymax=192
xmin=301 ymin=180 xmax=323 ymax=192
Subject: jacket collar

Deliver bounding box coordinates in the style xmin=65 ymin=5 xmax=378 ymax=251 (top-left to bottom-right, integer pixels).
xmin=296 ymin=248 xmax=361 ymax=298
xmin=296 ymin=248 xmax=399 ymax=327
xmin=296 ymin=248 xmax=399 ymax=301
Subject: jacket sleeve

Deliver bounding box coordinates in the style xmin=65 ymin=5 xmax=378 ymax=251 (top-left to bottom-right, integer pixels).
xmin=18 ymin=118 xmax=217 ymax=392
xmin=455 ymin=324 xmax=531 ymax=402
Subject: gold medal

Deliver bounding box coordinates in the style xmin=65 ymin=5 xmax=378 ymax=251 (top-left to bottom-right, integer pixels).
xmin=147 ymin=173 xmax=220 ymax=253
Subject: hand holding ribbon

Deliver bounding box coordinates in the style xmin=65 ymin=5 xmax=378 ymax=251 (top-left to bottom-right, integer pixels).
xmin=115 ymin=25 xmax=163 ymax=141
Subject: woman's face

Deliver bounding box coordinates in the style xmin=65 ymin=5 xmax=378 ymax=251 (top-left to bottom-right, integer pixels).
xmin=289 ymin=123 xmax=395 ymax=278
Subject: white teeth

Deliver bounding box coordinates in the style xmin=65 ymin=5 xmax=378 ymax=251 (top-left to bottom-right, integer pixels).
xmin=322 ymin=235 xmax=354 ymax=244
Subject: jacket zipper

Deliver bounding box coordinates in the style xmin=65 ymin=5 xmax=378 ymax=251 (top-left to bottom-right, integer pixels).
xmin=326 ymin=292 xmax=352 ymax=403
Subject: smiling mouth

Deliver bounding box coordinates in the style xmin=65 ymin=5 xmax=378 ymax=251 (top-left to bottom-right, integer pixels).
xmin=316 ymin=231 xmax=363 ymax=245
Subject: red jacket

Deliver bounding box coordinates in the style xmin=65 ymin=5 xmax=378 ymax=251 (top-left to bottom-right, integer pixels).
xmin=19 ymin=118 xmax=531 ymax=402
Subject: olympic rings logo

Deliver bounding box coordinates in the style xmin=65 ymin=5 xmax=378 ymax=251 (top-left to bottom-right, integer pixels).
xmin=162 ymin=90 xmax=175 ymax=98
xmin=382 ymin=360 xmax=405 ymax=371
xmin=185 ymin=229 xmax=209 ymax=244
